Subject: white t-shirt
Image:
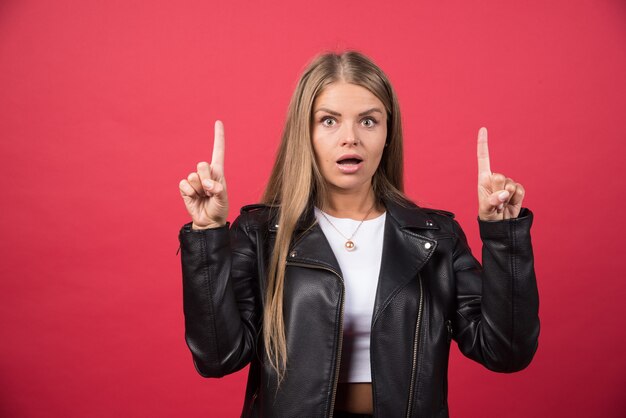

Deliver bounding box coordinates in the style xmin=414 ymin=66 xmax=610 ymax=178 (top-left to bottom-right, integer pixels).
xmin=314 ymin=207 xmax=386 ymax=383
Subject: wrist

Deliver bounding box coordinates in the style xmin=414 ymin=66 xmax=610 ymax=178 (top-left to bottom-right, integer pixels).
xmin=192 ymin=221 xmax=226 ymax=230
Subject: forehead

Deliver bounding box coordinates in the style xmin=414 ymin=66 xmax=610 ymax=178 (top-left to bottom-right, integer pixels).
xmin=313 ymin=81 xmax=384 ymax=110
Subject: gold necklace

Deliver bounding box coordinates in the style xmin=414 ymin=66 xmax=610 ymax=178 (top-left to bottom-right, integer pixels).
xmin=319 ymin=205 xmax=376 ymax=251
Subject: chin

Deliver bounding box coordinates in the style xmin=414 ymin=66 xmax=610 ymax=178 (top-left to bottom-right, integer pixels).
xmin=327 ymin=177 xmax=372 ymax=193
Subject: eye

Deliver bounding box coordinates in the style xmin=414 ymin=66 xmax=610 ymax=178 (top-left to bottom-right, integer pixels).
xmin=361 ymin=117 xmax=378 ymax=128
xmin=321 ymin=116 xmax=336 ymax=127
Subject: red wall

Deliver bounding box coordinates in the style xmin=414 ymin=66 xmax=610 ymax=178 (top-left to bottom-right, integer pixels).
xmin=1 ymin=1 xmax=625 ymax=417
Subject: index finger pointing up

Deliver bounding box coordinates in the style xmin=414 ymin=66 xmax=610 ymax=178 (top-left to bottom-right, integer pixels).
xmin=211 ymin=120 xmax=225 ymax=167
xmin=477 ymin=127 xmax=491 ymax=175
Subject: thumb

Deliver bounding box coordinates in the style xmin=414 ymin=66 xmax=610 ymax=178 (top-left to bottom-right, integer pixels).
xmin=488 ymin=190 xmax=510 ymax=210
xmin=202 ymin=178 xmax=226 ymax=198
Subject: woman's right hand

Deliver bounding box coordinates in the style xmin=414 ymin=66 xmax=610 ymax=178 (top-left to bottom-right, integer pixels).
xmin=179 ymin=120 xmax=229 ymax=229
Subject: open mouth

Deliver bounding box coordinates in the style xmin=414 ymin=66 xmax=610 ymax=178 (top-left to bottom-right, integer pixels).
xmin=337 ymin=157 xmax=363 ymax=165
xmin=336 ymin=156 xmax=363 ymax=174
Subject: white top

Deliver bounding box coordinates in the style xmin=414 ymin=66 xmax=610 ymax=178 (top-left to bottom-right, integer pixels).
xmin=314 ymin=207 xmax=386 ymax=383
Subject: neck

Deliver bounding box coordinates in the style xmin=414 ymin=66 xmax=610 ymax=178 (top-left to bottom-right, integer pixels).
xmin=321 ymin=184 xmax=383 ymax=220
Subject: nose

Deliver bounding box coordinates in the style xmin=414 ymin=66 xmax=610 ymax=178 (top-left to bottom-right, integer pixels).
xmin=340 ymin=124 xmax=359 ymax=146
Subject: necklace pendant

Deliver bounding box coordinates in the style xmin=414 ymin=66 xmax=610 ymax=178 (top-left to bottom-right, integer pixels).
xmin=345 ymin=240 xmax=356 ymax=251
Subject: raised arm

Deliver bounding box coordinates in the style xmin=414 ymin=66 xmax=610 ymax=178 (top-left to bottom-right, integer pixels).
xmin=178 ymin=121 xmax=261 ymax=377
xmin=451 ymin=127 xmax=539 ymax=372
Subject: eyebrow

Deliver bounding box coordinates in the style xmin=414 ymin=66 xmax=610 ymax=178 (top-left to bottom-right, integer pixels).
xmin=314 ymin=107 xmax=384 ymax=117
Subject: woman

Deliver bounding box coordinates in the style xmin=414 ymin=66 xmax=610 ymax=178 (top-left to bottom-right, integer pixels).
xmin=177 ymin=51 xmax=539 ymax=418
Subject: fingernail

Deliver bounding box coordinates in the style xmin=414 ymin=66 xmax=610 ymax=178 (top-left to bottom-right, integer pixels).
xmin=203 ymin=179 xmax=213 ymax=188
xmin=497 ymin=203 xmax=504 ymax=210
xmin=498 ymin=191 xmax=509 ymax=201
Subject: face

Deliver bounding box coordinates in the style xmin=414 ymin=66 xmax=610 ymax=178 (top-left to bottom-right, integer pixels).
xmin=311 ymin=81 xmax=388 ymax=196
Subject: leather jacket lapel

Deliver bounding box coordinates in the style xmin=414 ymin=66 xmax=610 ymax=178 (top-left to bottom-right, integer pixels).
xmin=288 ymin=221 xmax=342 ymax=275
xmin=267 ymin=204 xmax=343 ymax=275
xmin=372 ymin=199 xmax=438 ymax=323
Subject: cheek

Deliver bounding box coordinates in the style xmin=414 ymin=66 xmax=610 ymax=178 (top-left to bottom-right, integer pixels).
xmin=311 ymin=138 xmax=327 ymax=165
xmin=311 ymin=136 xmax=334 ymax=164
xmin=370 ymin=132 xmax=387 ymax=164
xmin=370 ymin=150 xmax=385 ymax=170
xmin=310 ymin=130 xmax=320 ymax=159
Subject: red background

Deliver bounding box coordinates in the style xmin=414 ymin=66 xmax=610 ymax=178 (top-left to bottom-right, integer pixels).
xmin=1 ymin=1 xmax=625 ymax=417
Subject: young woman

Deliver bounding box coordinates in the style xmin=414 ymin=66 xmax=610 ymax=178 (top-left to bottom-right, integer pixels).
xmin=177 ymin=51 xmax=539 ymax=418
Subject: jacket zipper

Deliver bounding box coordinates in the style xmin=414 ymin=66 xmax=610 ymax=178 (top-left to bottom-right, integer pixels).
xmin=286 ymin=261 xmax=344 ymax=418
xmin=405 ymin=276 xmax=424 ymax=418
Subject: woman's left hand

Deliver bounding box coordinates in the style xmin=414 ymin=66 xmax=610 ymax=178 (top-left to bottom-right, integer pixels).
xmin=476 ymin=127 xmax=525 ymax=221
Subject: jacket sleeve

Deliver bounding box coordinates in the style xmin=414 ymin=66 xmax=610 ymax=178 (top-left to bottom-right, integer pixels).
xmin=451 ymin=207 xmax=539 ymax=372
xmin=178 ymin=213 xmax=261 ymax=377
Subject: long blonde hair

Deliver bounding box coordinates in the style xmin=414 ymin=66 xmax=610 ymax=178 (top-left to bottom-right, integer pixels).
xmin=261 ymin=50 xmax=407 ymax=383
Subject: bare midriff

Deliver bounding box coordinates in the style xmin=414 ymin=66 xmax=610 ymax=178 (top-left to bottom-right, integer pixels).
xmin=334 ymin=382 xmax=373 ymax=414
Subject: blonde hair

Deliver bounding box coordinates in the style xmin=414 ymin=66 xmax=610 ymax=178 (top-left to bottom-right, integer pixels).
xmin=261 ymin=50 xmax=407 ymax=383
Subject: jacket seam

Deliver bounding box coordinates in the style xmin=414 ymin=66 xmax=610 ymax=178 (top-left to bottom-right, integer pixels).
xmin=451 ymin=224 xmax=481 ymax=325
xmin=253 ymin=229 xmax=266 ymax=364
xmin=288 ymin=256 xmax=340 ymax=276
xmin=201 ymin=230 xmax=221 ymax=372
xmin=509 ymin=220 xmax=518 ymax=370
xmin=238 ymin=212 xmax=265 ymax=364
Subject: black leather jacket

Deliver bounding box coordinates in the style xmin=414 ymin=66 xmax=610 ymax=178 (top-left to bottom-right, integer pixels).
xmin=178 ymin=198 xmax=539 ymax=417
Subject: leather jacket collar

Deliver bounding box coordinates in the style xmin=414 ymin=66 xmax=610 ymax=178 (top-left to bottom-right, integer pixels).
xmin=266 ymin=197 xmax=445 ymax=234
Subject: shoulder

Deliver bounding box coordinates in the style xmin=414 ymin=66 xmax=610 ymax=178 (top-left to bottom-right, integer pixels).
xmin=384 ymin=197 xmax=458 ymax=233
xmin=417 ymin=206 xmax=460 ymax=236
xmin=418 ymin=206 xmax=455 ymax=219
xmin=235 ymin=203 xmax=279 ymax=231
xmin=240 ymin=203 xmax=274 ymax=214
xmin=415 ymin=205 xmax=458 ymax=235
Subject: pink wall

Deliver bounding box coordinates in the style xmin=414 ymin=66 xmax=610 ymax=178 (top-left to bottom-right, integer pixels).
xmin=1 ymin=0 xmax=625 ymax=416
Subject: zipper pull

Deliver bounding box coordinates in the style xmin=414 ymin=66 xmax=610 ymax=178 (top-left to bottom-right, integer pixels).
xmin=446 ymin=319 xmax=453 ymax=343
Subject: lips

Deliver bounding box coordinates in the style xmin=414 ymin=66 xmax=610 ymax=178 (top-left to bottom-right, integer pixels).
xmin=336 ymin=154 xmax=363 ymax=173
